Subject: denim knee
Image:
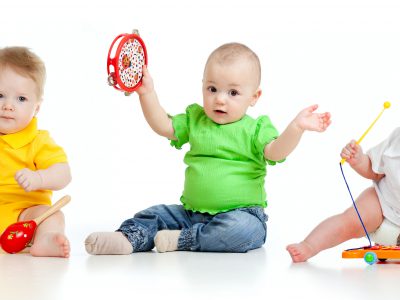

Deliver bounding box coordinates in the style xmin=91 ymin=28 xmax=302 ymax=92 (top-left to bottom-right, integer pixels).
xmin=227 ymin=208 xmax=267 ymax=252
xmin=179 ymin=207 xmax=268 ymax=253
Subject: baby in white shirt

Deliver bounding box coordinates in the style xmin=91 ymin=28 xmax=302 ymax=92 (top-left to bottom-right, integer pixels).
xmin=287 ymin=128 xmax=400 ymax=262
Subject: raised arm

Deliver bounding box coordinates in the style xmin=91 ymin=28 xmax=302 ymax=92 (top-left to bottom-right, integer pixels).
xmin=135 ymin=66 xmax=176 ymax=140
xmin=264 ymin=104 xmax=331 ymax=161
xmin=15 ymin=162 xmax=72 ymax=192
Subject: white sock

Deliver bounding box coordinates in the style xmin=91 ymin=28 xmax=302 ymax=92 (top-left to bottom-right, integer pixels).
xmin=154 ymin=230 xmax=181 ymax=253
xmin=85 ymin=232 xmax=133 ymax=255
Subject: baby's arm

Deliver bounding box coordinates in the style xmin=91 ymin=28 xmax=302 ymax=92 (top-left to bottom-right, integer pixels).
xmin=135 ymin=66 xmax=176 ymax=140
xmin=15 ymin=163 xmax=72 ymax=192
xmin=340 ymin=141 xmax=384 ymax=181
xmin=264 ymin=104 xmax=331 ymax=161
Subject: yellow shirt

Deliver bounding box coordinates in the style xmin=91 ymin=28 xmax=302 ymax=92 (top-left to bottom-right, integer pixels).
xmin=0 ymin=117 xmax=68 ymax=233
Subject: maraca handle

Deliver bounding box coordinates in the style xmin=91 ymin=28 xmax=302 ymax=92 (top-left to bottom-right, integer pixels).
xmin=33 ymin=195 xmax=71 ymax=225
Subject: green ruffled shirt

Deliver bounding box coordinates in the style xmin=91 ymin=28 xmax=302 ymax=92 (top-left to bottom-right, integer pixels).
xmin=170 ymin=104 xmax=283 ymax=214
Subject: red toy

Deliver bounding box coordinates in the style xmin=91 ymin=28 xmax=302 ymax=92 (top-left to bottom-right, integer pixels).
xmin=0 ymin=195 xmax=71 ymax=254
xmin=107 ymin=29 xmax=148 ymax=95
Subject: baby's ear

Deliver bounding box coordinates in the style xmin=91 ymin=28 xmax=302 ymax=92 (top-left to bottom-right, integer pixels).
xmin=250 ymin=88 xmax=262 ymax=106
xmin=34 ymin=101 xmax=41 ymax=116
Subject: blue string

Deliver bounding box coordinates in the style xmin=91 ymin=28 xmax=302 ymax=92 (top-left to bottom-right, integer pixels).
xmin=339 ymin=162 xmax=372 ymax=247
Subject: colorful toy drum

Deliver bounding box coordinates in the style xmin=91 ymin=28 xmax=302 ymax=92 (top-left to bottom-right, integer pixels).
xmin=107 ymin=30 xmax=148 ymax=95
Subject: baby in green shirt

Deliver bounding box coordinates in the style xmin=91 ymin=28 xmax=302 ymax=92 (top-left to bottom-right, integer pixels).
xmin=85 ymin=42 xmax=331 ymax=254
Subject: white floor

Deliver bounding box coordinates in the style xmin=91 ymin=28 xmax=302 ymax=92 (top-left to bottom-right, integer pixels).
xmin=1 ymin=232 xmax=399 ymax=300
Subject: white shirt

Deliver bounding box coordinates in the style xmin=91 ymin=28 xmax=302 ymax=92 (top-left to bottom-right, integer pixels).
xmin=368 ymin=127 xmax=400 ymax=226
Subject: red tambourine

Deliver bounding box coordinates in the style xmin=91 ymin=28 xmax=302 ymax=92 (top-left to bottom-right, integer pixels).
xmin=107 ymin=30 xmax=148 ymax=95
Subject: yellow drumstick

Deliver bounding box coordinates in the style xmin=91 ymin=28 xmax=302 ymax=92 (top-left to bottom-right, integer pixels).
xmin=340 ymin=101 xmax=391 ymax=165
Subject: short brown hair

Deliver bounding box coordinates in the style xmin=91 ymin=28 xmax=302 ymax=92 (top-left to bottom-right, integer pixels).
xmin=205 ymin=42 xmax=261 ymax=87
xmin=0 ymin=47 xmax=46 ymax=99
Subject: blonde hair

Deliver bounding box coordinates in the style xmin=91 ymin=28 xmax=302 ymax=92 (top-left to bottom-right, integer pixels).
xmin=205 ymin=42 xmax=261 ymax=87
xmin=0 ymin=47 xmax=46 ymax=99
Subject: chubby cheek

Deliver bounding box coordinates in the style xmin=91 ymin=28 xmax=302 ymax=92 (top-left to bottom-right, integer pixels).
xmin=203 ymin=99 xmax=213 ymax=113
xmin=229 ymin=102 xmax=242 ymax=115
xmin=203 ymin=107 xmax=214 ymax=120
xmin=18 ymin=111 xmax=35 ymax=126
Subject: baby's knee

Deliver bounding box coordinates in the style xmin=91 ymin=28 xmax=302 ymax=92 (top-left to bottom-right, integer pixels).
xmin=225 ymin=211 xmax=266 ymax=251
xmin=19 ymin=204 xmax=54 ymax=221
xmin=338 ymin=211 xmax=363 ymax=237
xmin=235 ymin=209 xmax=266 ymax=230
xmin=50 ymin=210 xmax=65 ymax=221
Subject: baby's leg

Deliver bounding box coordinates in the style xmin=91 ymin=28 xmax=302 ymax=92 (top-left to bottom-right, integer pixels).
xmin=177 ymin=207 xmax=267 ymax=252
xmin=19 ymin=205 xmax=70 ymax=258
xmin=86 ymin=204 xmax=191 ymax=255
xmin=287 ymin=187 xmax=383 ymax=262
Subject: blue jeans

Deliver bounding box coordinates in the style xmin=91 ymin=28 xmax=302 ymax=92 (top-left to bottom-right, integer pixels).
xmin=117 ymin=204 xmax=268 ymax=253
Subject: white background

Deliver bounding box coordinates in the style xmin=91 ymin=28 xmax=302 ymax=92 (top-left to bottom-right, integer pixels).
xmin=1 ymin=0 xmax=400 ymax=261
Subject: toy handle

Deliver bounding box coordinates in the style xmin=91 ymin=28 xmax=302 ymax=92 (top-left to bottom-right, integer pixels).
xmin=340 ymin=102 xmax=391 ymax=165
xmin=33 ymin=195 xmax=71 ymax=225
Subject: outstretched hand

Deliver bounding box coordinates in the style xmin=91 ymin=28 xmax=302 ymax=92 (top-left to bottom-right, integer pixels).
xmin=294 ymin=104 xmax=331 ymax=132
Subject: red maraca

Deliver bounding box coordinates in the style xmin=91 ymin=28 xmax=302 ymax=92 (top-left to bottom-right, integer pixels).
xmin=0 ymin=195 xmax=71 ymax=254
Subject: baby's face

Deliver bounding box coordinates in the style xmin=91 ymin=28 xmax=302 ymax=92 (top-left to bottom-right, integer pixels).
xmin=202 ymin=59 xmax=260 ymax=125
xmin=0 ymin=67 xmax=41 ymax=135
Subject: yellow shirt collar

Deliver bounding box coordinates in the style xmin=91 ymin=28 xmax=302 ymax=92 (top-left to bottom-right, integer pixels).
xmin=0 ymin=117 xmax=38 ymax=149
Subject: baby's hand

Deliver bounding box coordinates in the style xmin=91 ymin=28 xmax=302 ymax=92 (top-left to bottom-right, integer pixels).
xmin=340 ymin=140 xmax=363 ymax=166
xmin=294 ymin=104 xmax=331 ymax=132
xmin=136 ymin=65 xmax=154 ymax=96
xmin=15 ymin=168 xmax=42 ymax=192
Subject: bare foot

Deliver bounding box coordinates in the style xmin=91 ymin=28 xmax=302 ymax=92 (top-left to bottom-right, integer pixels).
xmin=85 ymin=232 xmax=133 ymax=255
xmin=286 ymin=241 xmax=315 ymax=263
xmin=30 ymin=232 xmax=70 ymax=258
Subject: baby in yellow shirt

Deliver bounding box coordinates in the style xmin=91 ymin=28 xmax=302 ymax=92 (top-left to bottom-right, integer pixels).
xmin=0 ymin=47 xmax=71 ymax=257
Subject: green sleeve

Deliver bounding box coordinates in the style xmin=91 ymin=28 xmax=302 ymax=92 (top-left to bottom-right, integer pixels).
xmin=169 ymin=104 xmax=203 ymax=149
xmin=169 ymin=108 xmax=190 ymax=149
xmin=253 ymin=115 xmax=285 ymax=165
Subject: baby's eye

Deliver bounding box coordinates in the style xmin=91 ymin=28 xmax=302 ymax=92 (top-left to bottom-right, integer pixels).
xmin=0 ymin=93 xmax=3 ymax=99
xmin=208 ymin=86 xmax=217 ymax=93
xmin=229 ymin=89 xmax=239 ymax=96
xmin=18 ymin=96 xmax=27 ymax=102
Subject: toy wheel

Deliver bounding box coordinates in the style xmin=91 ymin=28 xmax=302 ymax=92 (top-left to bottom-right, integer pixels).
xmin=364 ymin=251 xmax=378 ymax=265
